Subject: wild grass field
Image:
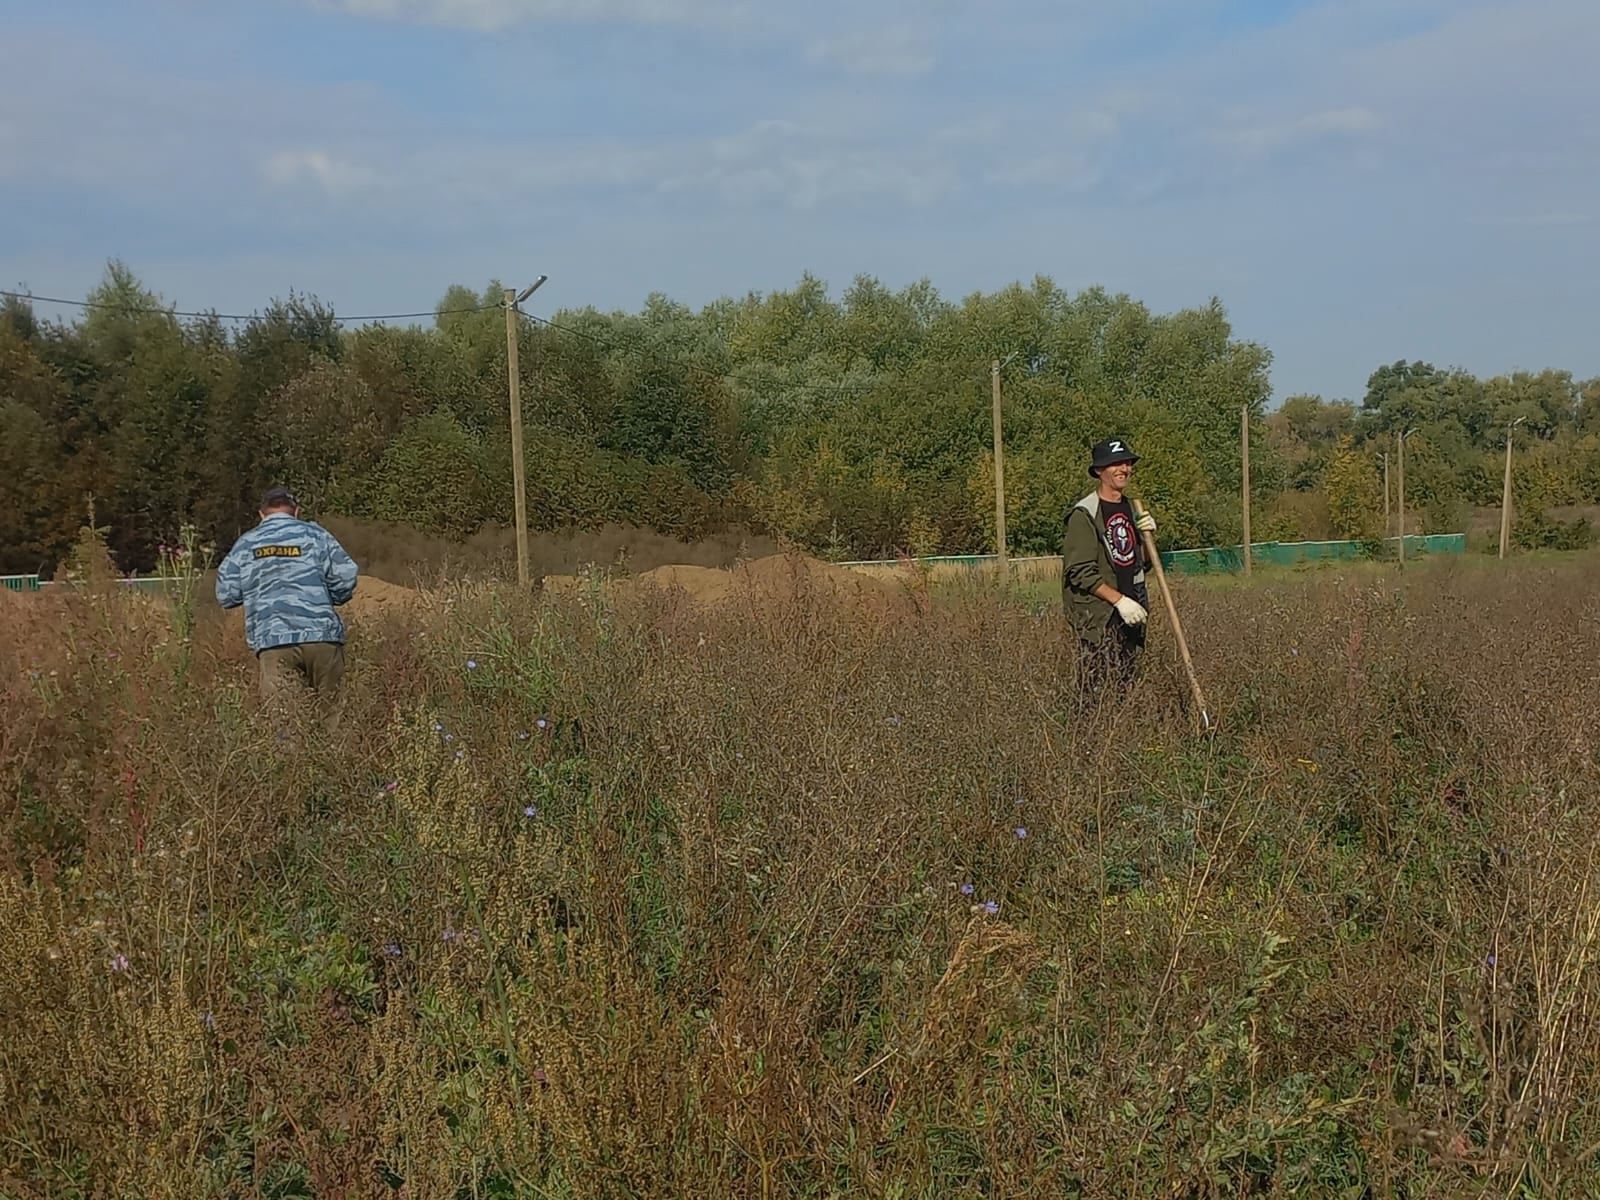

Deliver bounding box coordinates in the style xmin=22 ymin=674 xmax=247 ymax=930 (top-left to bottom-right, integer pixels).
xmin=4 ymin=543 xmax=1600 ymax=1198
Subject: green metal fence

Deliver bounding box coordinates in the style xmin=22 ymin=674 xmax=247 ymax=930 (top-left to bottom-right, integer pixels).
xmin=1160 ymin=534 xmax=1466 ymax=575
xmin=4 ymin=575 xmax=176 ymax=594
xmin=841 ymin=534 xmax=1468 ymax=579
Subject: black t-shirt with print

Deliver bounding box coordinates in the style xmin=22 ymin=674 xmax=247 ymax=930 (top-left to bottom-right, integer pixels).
xmin=1100 ymin=497 xmax=1146 ymax=609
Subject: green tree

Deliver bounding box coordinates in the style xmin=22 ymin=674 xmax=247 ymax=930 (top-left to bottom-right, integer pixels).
xmin=1322 ymin=438 xmax=1382 ymax=541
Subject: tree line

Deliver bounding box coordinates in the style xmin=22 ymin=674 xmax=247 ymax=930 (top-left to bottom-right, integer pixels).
xmin=2 ymin=262 xmax=1597 ymax=576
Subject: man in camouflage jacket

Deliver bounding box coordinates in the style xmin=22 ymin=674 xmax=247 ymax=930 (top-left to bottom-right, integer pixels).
xmin=216 ymin=485 xmax=359 ymax=706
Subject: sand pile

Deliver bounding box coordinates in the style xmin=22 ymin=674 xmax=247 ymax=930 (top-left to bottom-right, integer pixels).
xmin=206 ymin=574 xmax=420 ymax=644
xmin=543 ymin=553 xmax=915 ymax=616
xmin=347 ymin=576 xmax=421 ymax=619
xmin=741 ymin=553 xmax=905 ymax=607
xmin=631 ymin=563 xmax=739 ymax=604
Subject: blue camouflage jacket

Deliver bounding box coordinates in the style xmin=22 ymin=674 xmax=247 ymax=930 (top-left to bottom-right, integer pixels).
xmin=216 ymin=513 xmax=359 ymax=652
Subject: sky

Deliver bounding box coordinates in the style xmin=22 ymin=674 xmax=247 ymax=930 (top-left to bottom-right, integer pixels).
xmin=1 ymin=0 xmax=1596 ymax=402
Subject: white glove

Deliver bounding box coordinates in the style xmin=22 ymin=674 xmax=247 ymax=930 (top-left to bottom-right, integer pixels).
xmin=1114 ymin=595 xmax=1148 ymax=626
xmin=1134 ymin=510 xmax=1156 ymax=534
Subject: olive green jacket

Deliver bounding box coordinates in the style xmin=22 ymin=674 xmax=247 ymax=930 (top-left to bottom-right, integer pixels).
xmin=1061 ymin=490 xmax=1148 ymax=644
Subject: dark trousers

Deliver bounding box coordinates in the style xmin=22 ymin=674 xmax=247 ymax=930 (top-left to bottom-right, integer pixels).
xmin=258 ymin=642 xmax=347 ymax=732
xmin=1078 ymin=621 xmax=1145 ymax=699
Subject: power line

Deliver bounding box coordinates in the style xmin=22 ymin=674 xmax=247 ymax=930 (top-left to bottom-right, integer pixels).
xmin=0 ymin=288 xmax=494 ymax=325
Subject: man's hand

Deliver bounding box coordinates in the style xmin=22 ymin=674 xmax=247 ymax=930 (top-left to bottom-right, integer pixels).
xmin=1114 ymin=595 xmax=1148 ymax=626
xmin=1134 ymin=509 xmax=1157 ymax=535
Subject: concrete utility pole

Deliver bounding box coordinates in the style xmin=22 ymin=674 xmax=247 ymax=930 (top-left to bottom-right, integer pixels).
xmin=1499 ymin=416 xmax=1527 ymax=560
xmin=991 ymin=359 xmax=1008 ymax=574
xmin=1379 ymin=452 xmax=1390 ymax=543
xmin=1397 ymin=429 xmax=1415 ymax=567
xmin=1241 ymin=405 xmax=1252 ymax=576
xmin=504 ymin=275 xmax=548 ymax=588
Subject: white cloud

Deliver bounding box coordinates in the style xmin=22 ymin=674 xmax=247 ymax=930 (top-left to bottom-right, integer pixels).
xmin=317 ymin=0 xmax=746 ymax=30
xmin=807 ymin=28 xmax=936 ymax=77
xmin=985 ymin=152 xmax=1102 ymax=192
xmin=262 ymin=149 xmax=384 ymax=196
xmin=1211 ymin=106 xmax=1382 ymax=159
xmin=385 ymin=119 xmax=956 ymax=211
xmin=671 ymin=119 xmax=954 ymax=207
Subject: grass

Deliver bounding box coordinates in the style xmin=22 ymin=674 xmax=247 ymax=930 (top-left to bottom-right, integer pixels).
xmin=980 ymin=547 xmax=1598 ymax=612
xmin=4 ymin=546 xmax=1600 ymax=1197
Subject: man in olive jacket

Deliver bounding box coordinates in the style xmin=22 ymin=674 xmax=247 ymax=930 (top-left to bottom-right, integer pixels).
xmin=1062 ymin=438 xmax=1158 ymax=689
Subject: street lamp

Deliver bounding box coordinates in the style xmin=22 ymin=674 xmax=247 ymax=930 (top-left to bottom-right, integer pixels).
xmin=504 ymin=275 xmax=549 ymax=587
xmin=1499 ymin=416 xmax=1528 ymax=560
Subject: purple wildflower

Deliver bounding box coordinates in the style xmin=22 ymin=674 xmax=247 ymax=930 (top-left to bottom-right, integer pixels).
xmin=382 ymin=942 xmax=403 ymax=958
xmin=1014 ymin=826 xmax=1028 ymax=839
xmin=959 ymin=883 xmax=974 ymax=896
xmin=1486 ymin=954 xmax=1498 ymax=968
xmin=982 ymin=900 xmax=1000 ymax=916
xmin=523 ymin=804 xmax=538 ymax=818
xmin=108 ymin=953 xmax=130 ymax=973
xmin=466 ymin=659 xmax=478 ymax=670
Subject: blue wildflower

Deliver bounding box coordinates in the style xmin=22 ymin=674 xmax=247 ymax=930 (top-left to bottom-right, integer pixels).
xmin=982 ymin=900 xmax=1000 ymax=916
xmin=959 ymin=883 xmax=974 ymax=896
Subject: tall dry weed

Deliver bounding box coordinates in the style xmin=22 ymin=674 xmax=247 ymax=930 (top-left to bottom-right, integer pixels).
xmin=3 ymin=555 xmax=1599 ymax=1196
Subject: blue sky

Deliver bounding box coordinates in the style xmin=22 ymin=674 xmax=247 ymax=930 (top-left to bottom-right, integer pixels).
xmin=2 ymin=0 xmax=1596 ymax=401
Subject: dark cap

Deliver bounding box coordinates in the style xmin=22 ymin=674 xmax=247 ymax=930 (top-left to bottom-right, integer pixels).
xmin=1088 ymin=438 xmax=1140 ymax=478
xmin=259 ymin=485 xmax=299 ymax=510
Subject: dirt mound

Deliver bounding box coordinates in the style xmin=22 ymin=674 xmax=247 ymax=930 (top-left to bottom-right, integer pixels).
xmin=208 ymin=576 xmax=420 ymax=645
xmin=740 ymin=554 xmax=906 ymax=606
xmin=539 ymin=573 xmax=587 ymax=597
xmin=543 ymin=553 xmax=916 ymax=617
xmin=348 ymin=576 xmax=421 ymax=620
xmin=632 ymin=564 xmax=738 ymax=604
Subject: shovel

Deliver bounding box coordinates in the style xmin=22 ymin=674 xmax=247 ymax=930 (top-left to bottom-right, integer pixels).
xmin=1132 ymin=499 xmax=1214 ymax=733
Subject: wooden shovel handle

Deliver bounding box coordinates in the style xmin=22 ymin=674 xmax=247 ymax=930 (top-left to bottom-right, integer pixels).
xmin=1132 ymin=500 xmax=1213 ymax=732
